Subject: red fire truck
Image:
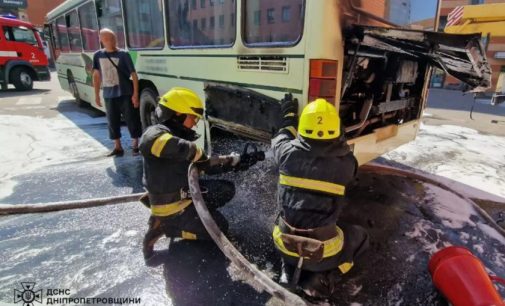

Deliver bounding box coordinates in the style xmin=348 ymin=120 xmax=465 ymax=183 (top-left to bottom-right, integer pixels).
xmin=0 ymin=17 xmax=50 ymax=91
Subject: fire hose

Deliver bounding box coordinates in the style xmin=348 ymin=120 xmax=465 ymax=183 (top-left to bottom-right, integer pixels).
xmin=187 ymin=163 xmax=311 ymax=306
xmin=0 ymin=163 xmax=502 ymax=244
xmin=0 ymin=162 xmax=503 ymax=305
xmin=186 ymin=162 xmax=505 ymax=305
xmin=0 ymin=193 xmax=144 ymax=215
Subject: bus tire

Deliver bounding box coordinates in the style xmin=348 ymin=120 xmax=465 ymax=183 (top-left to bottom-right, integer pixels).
xmin=68 ymin=73 xmax=83 ymax=107
xmin=140 ymin=87 xmax=159 ymax=131
xmin=10 ymin=67 xmax=33 ymax=91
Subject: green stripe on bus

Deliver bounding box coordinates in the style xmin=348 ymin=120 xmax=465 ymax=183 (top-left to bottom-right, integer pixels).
xmin=139 ymin=54 xmax=305 ymax=59
xmin=137 ymin=72 xmax=179 ymax=79
xmin=137 ymin=71 xmax=303 ymax=94
xmin=129 ymin=51 xmax=138 ymax=65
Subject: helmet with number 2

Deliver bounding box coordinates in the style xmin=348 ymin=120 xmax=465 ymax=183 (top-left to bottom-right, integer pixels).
xmin=298 ymin=98 xmax=341 ymax=140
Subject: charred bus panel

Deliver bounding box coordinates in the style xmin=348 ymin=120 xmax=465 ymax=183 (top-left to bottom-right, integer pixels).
xmin=340 ymin=26 xmax=490 ymax=138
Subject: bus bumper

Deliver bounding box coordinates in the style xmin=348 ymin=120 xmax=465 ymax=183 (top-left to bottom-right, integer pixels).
xmin=349 ymin=120 xmax=421 ymax=166
xmin=34 ymin=66 xmax=51 ymax=81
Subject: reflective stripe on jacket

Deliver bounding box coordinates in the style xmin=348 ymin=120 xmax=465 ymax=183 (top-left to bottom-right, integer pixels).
xmin=271 ymin=128 xmax=358 ymax=229
xmin=139 ymin=124 xmax=199 ymax=201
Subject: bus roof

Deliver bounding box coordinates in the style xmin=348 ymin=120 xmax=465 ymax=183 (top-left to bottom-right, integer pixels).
xmin=0 ymin=16 xmax=36 ymax=29
xmin=46 ymin=0 xmax=88 ymax=22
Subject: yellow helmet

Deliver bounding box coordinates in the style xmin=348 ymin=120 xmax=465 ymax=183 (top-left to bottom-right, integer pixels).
xmin=159 ymin=87 xmax=204 ymax=119
xmin=298 ymin=99 xmax=341 ymax=140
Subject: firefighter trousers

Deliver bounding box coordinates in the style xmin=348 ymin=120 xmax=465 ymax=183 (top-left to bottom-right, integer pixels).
xmin=143 ymin=179 xmax=235 ymax=259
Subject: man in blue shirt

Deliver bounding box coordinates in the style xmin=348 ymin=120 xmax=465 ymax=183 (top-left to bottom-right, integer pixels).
xmin=93 ymin=28 xmax=142 ymax=156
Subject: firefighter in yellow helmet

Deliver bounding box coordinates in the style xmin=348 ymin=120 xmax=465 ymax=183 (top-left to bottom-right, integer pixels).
xmin=271 ymin=95 xmax=369 ymax=297
xmin=139 ymin=87 xmax=261 ymax=263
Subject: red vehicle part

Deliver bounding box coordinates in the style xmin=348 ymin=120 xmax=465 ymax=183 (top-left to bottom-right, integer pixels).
xmin=429 ymin=246 xmax=505 ymax=306
xmin=0 ymin=17 xmax=50 ymax=91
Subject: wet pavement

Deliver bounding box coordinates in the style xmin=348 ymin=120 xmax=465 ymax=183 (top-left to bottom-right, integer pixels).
xmin=1 ymin=157 xmax=504 ymax=305
xmin=0 ymin=77 xmax=504 ymax=305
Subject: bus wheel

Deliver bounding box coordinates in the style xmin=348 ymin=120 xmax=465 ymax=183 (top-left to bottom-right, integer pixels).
xmin=140 ymin=88 xmax=159 ymax=130
xmin=11 ymin=67 xmax=33 ymax=91
xmin=68 ymin=74 xmax=83 ymax=107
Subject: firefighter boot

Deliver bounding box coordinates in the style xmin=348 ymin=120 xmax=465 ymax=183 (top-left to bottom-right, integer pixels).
xmin=143 ymin=216 xmax=164 ymax=262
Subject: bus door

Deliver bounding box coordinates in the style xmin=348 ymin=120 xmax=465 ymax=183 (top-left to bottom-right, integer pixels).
xmin=43 ymin=23 xmax=56 ymax=63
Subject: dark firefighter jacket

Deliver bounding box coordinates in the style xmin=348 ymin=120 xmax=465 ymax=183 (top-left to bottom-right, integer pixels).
xmin=140 ymin=122 xmax=200 ymax=199
xmin=272 ymin=128 xmax=358 ymax=229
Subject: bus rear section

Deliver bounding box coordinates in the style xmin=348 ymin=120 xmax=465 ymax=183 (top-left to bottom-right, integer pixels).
xmin=0 ymin=17 xmax=50 ymax=91
xmin=204 ymin=0 xmax=491 ymax=165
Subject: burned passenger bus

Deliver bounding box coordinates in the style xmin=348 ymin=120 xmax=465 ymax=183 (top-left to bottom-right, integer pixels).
xmin=46 ymin=0 xmax=490 ymax=164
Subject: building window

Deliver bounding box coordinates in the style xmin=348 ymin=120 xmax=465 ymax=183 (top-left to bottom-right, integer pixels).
xmin=167 ymin=0 xmax=236 ymax=47
xmin=267 ymin=8 xmax=275 ymax=24
xmin=244 ymin=0 xmax=305 ymax=46
xmin=78 ymin=1 xmax=100 ymax=51
xmin=253 ymin=10 xmax=260 ymax=25
xmin=124 ymin=0 xmax=164 ymax=49
xmin=210 ymin=0 xmax=214 ymax=6
xmin=471 ymin=0 xmax=484 ymax=4
xmin=200 ymin=0 xmax=205 ymax=8
xmin=282 ymin=6 xmax=291 ymax=22
xmin=95 ymin=0 xmax=125 ymax=48
xmin=230 ymin=13 xmax=235 ymax=26
xmin=67 ymin=10 xmax=83 ymax=52
xmin=191 ymin=0 xmax=197 ymax=9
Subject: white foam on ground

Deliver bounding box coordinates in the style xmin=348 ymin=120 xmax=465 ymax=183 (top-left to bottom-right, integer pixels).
xmin=423 ymin=183 xmax=476 ymax=229
xmin=477 ymin=223 xmax=505 ymax=245
xmin=16 ymin=97 xmax=42 ymax=105
xmin=349 ymin=284 xmax=363 ymax=296
xmin=459 ymin=232 xmax=470 ymax=243
xmin=101 ymin=229 xmax=122 ymax=246
xmin=405 ymin=220 xmax=451 ymax=255
xmin=0 ymin=114 xmax=108 ymax=200
xmin=473 ymin=244 xmax=484 ymax=254
xmin=385 ymin=124 xmax=505 ymax=200
xmin=124 ymin=230 xmax=138 ymax=237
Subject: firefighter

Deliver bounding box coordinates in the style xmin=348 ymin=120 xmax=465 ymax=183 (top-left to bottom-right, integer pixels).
xmin=271 ymin=95 xmax=369 ymax=297
xmin=139 ymin=87 xmax=257 ymax=262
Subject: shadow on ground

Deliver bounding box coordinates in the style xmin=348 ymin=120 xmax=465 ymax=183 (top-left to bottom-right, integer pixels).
xmin=147 ymin=241 xmax=272 ymax=306
xmin=0 ymin=88 xmax=52 ymax=98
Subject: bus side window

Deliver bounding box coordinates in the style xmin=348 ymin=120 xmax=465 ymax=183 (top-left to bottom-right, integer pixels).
xmin=50 ymin=22 xmax=61 ymax=59
xmin=166 ymin=0 xmax=236 ymax=48
xmin=78 ymin=1 xmax=100 ymax=51
xmin=243 ymin=0 xmax=305 ymax=46
xmin=124 ymin=0 xmax=165 ymax=49
xmin=67 ymin=10 xmax=83 ymax=52
xmin=95 ymin=0 xmax=126 ymax=48
xmin=56 ymin=16 xmax=70 ymax=52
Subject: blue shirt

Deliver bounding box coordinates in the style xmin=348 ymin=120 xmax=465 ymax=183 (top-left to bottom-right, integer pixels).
xmin=92 ymin=49 xmax=135 ymax=99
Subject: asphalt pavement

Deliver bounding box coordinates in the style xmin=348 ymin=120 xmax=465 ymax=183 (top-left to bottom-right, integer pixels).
xmin=0 ymin=75 xmax=504 ymax=305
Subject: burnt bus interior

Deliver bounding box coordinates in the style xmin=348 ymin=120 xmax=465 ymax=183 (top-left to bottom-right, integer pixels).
xmin=340 ymin=25 xmax=490 ymax=139
xmin=340 ymin=27 xmax=428 ymax=139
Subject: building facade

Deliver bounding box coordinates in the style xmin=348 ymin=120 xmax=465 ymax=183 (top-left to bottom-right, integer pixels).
xmin=0 ymin=0 xmax=64 ymax=27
